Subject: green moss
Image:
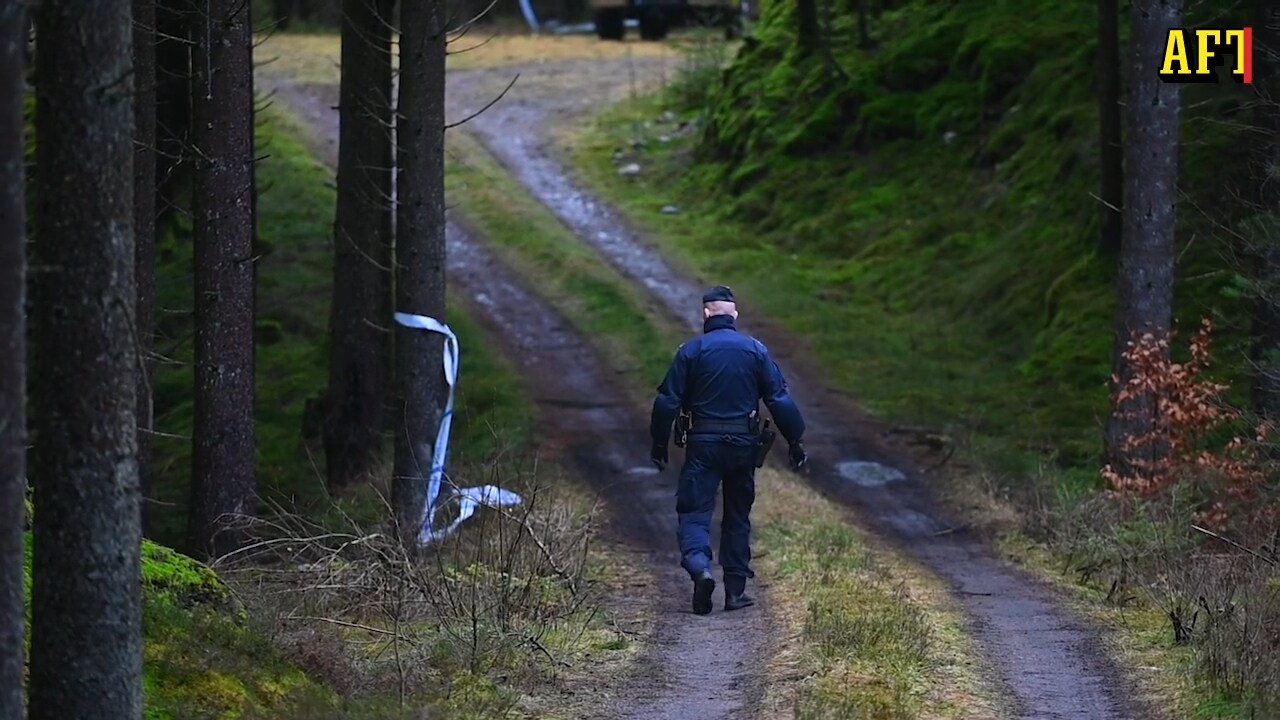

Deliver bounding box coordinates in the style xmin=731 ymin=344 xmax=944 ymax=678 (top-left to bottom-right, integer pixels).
xmin=140 ymin=541 xmax=231 ymax=607
xmin=141 ymin=589 xmax=348 ymax=720
xmin=573 ymin=0 xmax=1255 ymax=475
xmin=20 ymin=535 xmax=405 ymax=719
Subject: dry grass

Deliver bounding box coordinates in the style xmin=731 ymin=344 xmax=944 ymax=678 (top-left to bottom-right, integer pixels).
xmin=751 ymin=465 xmax=1004 ymax=719
xmin=256 ymin=29 xmax=679 ymax=85
xmin=215 ymin=459 xmax=650 ymax=719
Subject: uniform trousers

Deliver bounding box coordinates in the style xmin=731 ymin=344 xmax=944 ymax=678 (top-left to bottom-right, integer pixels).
xmin=676 ymin=437 xmax=756 ymax=588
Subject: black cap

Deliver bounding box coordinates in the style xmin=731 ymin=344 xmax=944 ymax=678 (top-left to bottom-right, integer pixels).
xmin=702 ymin=285 xmax=735 ymax=304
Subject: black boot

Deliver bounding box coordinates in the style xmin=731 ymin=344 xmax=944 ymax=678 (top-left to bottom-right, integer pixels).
xmin=724 ymin=574 xmax=754 ymax=611
xmin=691 ymin=569 xmax=715 ymax=615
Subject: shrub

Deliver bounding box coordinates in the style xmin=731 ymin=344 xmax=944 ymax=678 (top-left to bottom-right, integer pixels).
xmin=219 ymin=458 xmax=599 ymax=716
xmin=1102 ymin=318 xmax=1269 ymax=526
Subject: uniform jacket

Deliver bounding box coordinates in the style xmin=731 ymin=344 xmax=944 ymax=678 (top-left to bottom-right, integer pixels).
xmin=650 ymin=314 xmax=805 ymax=447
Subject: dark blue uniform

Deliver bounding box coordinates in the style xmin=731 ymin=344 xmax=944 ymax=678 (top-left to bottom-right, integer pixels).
xmin=649 ymin=309 xmax=805 ymax=599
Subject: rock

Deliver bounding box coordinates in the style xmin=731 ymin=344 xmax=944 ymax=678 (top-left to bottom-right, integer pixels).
xmin=612 ymin=151 xmax=625 ymax=163
xmin=661 ymin=205 xmax=680 ymax=215
xmin=658 ymin=110 xmax=677 ymax=123
xmin=618 ymin=163 xmax=642 ymax=177
xmin=630 ymin=139 xmax=646 ymax=150
xmin=943 ymin=131 xmax=957 ymax=144
xmin=658 ymin=135 xmax=672 ymax=143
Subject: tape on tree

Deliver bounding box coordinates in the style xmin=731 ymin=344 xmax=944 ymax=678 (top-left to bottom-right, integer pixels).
xmin=394 ymin=312 xmax=523 ymax=545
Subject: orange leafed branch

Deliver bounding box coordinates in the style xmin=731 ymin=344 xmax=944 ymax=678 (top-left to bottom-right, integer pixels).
xmin=1102 ymin=318 xmax=1268 ymax=522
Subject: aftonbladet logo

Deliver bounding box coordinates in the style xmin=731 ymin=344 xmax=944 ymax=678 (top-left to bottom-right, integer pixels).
xmin=1159 ymin=27 xmax=1253 ymax=84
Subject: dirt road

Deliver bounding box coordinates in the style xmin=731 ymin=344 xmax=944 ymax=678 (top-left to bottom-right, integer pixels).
xmin=448 ymin=58 xmax=1146 ymax=720
xmin=262 ymin=74 xmax=774 ymax=720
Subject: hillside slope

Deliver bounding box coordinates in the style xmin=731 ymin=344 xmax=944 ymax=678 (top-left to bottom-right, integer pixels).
xmin=615 ymin=0 xmax=1256 ymax=467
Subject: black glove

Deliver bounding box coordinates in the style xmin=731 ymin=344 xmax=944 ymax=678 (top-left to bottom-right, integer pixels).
xmin=788 ymin=441 xmax=808 ymax=471
xmin=651 ymin=442 xmax=669 ymax=471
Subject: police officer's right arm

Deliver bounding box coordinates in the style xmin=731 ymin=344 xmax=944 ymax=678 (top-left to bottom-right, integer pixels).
xmin=650 ymin=344 xmax=692 ymax=449
xmin=755 ymin=343 xmax=805 ymax=446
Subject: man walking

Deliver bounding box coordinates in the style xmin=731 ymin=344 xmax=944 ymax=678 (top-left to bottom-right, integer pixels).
xmin=649 ymin=286 xmax=807 ymax=615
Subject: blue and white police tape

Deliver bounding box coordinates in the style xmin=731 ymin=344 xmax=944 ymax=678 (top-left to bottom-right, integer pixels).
xmin=394 ymin=312 xmax=523 ymax=546
xmin=518 ymin=0 xmax=539 ymax=32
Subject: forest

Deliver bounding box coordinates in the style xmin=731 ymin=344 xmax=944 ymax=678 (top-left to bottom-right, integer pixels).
xmin=2 ymin=0 xmax=1279 ymax=717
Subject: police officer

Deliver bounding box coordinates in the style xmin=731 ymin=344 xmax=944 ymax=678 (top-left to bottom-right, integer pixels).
xmin=649 ymin=286 xmax=807 ymax=615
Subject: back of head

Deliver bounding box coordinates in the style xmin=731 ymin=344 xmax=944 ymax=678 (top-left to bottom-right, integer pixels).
xmin=702 ymin=285 xmax=738 ymax=320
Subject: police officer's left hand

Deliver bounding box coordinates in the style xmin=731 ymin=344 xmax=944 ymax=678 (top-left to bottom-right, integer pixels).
xmin=789 ymin=441 xmax=808 ymax=471
xmin=650 ymin=442 xmax=668 ymax=471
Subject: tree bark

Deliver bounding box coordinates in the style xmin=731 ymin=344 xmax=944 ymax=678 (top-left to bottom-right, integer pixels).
xmin=155 ymin=0 xmax=190 ymax=221
xmin=0 ymin=4 xmax=27 ymax=717
xmin=1098 ymin=0 xmax=1123 ymax=254
xmin=1104 ymin=0 xmax=1183 ymax=470
xmin=1252 ymin=0 xmax=1280 ymax=422
xmin=394 ymin=0 xmax=448 ymax=546
xmin=188 ymin=0 xmax=256 ymax=560
xmin=134 ymin=0 xmax=157 ymax=537
xmin=29 ymin=0 xmax=142 ymax=715
xmin=325 ymin=0 xmax=394 ymax=489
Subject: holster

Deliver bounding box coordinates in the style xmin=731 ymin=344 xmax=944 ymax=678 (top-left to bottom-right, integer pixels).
xmin=675 ymin=411 xmax=691 ymax=448
xmin=753 ymin=419 xmax=776 ymax=468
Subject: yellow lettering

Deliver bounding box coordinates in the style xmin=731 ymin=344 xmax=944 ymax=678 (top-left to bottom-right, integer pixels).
xmin=1195 ymin=29 xmax=1220 ymax=73
xmin=1224 ymin=29 xmax=1246 ymax=76
xmin=1161 ymin=30 xmax=1191 ymax=75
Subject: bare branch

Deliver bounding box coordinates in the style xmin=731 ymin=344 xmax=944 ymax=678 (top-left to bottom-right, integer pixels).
xmin=444 ymin=74 xmax=519 ymax=130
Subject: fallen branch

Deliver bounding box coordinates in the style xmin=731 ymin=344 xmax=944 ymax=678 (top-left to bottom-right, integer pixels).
xmin=285 ymin=614 xmax=419 ymax=644
xmin=1191 ymin=524 xmax=1277 ymax=566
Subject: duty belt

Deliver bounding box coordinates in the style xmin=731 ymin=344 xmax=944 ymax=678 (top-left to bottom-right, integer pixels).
xmin=688 ymin=417 xmax=755 ymax=435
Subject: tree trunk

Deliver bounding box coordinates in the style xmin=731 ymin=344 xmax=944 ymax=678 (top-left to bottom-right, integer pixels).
xmin=29 ymin=0 xmax=142 ymax=715
xmin=325 ymin=0 xmax=394 ymax=489
xmin=155 ymin=0 xmax=190 ymax=221
xmin=0 ymin=5 xmax=27 ymax=717
xmin=1098 ymin=0 xmax=1123 ymax=254
xmin=188 ymin=0 xmax=256 ymax=560
xmin=394 ymin=0 xmax=448 ymax=546
xmin=1104 ymin=0 xmax=1183 ymax=471
xmin=797 ymin=0 xmax=819 ymax=53
xmin=134 ymin=0 xmax=157 ymax=537
xmin=855 ymin=0 xmax=871 ymax=48
xmin=1252 ymin=0 xmax=1280 ymax=422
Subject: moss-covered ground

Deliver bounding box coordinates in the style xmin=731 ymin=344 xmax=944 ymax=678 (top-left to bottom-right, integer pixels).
xmin=18 ymin=535 xmax=410 ymax=719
